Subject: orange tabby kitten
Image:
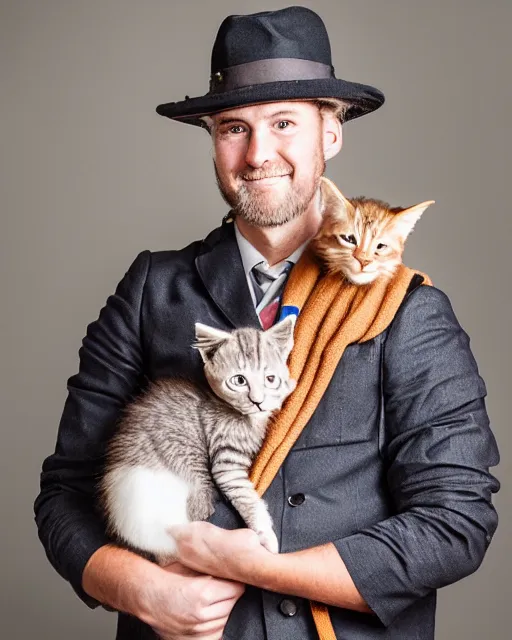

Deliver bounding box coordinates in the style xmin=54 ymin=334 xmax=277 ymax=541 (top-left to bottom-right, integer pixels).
xmin=311 ymin=177 xmax=435 ymax=285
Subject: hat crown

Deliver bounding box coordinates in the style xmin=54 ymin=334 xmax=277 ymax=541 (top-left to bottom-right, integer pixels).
xmin=155 ymin=5 xmax=385 ymax=127
xmin=211 ymin=6 xmax=333 ymax=72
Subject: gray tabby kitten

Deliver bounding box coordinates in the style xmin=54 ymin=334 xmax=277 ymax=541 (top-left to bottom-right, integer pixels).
xmin=99 ymin=316 xmax=296 ymax=565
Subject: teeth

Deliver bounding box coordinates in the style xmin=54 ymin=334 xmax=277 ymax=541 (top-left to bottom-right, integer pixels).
xmin=244 ymin=174 xmax=287 ymax=180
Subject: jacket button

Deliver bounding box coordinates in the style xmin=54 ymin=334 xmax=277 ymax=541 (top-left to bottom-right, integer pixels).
xmin=288 ymin=493 xmax=305 ymax=507
xmin=279 ymin=598 xmax=298 ymax=617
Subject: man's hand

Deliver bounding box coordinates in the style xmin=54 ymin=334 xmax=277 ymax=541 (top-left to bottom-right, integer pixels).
xmin=169 ymin=521 xmax=269 ymax=582
xmin=82 ymin=544 xmax=245 ymax=640
xmin=145 ymin=561 xmax=245 ymax=639
xmin=168 ymin=523 xmax=373 ymax=615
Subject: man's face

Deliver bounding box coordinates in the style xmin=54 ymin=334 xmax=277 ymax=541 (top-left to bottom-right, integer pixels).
xmin=210 ymin=101 xmax=329 ymax=227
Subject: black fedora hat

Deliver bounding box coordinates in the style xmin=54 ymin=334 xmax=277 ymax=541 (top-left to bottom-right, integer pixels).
xmin=156 ymin=6 xmax=385 ymax=128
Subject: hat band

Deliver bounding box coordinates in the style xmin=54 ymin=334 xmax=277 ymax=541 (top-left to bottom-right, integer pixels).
xmin=209 ymin=58 xmax=333 ymax=93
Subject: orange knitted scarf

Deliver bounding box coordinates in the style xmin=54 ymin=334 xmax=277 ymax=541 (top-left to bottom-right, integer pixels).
xmin=249 ymin=249 xmax=432 ymax=640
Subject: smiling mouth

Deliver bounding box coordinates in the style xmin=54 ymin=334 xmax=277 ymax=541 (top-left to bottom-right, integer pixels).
xmin=242 ymin=175 xmax=290 ymax=185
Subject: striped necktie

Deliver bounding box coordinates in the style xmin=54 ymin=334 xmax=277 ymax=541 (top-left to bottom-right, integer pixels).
xmin=251 ymin=260 xmax=293 ymax=329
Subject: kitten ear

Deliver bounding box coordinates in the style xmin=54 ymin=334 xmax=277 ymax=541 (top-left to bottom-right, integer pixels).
xmin=320 ymin=176 xmax=352 ymax=220
xmin=265 ymin=314 xmax=296 ymax=360
xmin=193 ymin=323 xmax=232 ymax=362
xmin=391 ymin=200 xmax=435 ymax=240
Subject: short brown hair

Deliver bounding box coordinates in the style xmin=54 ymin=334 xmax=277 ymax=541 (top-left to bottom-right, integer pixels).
xmin=312 ymin=98 xmax=350 ymax=124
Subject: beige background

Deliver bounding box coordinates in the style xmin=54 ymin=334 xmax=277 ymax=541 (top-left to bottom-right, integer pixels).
xmin=2 ymin=0 xmax=510 ymax=638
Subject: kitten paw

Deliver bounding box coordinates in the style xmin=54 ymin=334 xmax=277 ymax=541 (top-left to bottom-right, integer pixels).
xmin=257 ymin=528 xmax=279 ymax=554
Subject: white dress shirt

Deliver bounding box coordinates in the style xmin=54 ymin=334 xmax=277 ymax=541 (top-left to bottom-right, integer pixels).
xmin=233 ymin=221 xmax=309 ymax=308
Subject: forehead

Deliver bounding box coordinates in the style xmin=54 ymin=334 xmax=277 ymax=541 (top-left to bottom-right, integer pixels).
xmin=209 ymin=100 xmax=319 ymax=124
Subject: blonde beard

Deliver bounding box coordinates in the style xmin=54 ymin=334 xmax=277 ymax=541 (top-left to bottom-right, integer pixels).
xmin=214 ymin=157 xmax=325 ymax=228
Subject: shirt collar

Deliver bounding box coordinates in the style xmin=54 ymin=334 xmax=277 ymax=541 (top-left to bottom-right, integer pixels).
xmin=234 ymin=220 xmax=309 ymax=278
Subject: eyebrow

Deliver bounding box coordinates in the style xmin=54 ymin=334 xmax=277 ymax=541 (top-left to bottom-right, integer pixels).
xmin=214 ymin=109 xmax=301 ymax=126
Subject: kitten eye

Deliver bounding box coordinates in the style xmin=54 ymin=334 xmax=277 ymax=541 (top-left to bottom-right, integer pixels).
xmin=376 ymin=243 xmax=387 ymax=250
xmin=340 ymin=234 xmax=357 ymax=245
xmin=265 ymin=374 xmax=281 ymax=389
xmin=229 ymin=375 xmax=247 ymax=387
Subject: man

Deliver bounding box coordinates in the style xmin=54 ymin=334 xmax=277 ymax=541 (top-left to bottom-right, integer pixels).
xmin=34 ymin=7 xmax=500 ymax=640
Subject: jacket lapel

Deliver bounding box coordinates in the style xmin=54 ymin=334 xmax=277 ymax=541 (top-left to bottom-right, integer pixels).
xmin=195 ymin=219 xmax=261 ymax=330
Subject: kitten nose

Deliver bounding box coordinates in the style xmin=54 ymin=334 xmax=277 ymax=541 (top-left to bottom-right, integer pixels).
xmin=356 ymin=256 xmax=372 ymax=269
xmin=249 ymin=391 xmax=265 ymax=405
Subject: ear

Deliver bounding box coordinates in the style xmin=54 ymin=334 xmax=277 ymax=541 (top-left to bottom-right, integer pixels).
xmin=193 ymin=322 xmax=232 ymax=363
xmin=265 ymin=314 xmax=296 ymax=360
xmin=320 ymin=176 xmax=352 ymax=220
xmin=391 ymin=200 xmax=435 ymax=240
xmin=322 ymin=113 xmax=343 ymax=161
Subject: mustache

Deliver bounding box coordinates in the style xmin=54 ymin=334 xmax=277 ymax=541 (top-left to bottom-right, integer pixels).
xmin=239 ymin=167 xmax=292 ymax=181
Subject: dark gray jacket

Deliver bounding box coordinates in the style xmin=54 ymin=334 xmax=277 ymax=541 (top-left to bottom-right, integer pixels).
xmin=34 ymin=220 xmax=500 ymax=639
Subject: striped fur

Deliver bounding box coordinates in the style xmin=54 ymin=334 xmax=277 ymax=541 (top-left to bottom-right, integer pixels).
xmin=99 ymin=316 xmax=296 ymax=564
xmin=311 ymin=177 xmax=435 ymax=285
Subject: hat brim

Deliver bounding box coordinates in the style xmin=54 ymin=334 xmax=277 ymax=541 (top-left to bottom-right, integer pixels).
xmin=155 ymin=78 xmax=384 ymax=127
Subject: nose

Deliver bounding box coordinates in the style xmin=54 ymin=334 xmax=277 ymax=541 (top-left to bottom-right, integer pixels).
xmin=244 ymin=128 xmax=276 ymax=168
xmin=356 ymin=257 xmax=372 ymax=269
xmin=353 ymin=248 xmax=371 ymax=269
xmin=248 ymin=388 xmax=265 ymax=406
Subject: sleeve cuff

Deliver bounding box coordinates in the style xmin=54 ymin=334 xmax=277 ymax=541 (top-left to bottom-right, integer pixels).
xmin=58 ymin=523 xmax=112 ymax=609
xmin=333 ymin=536 xmax=412 ymax=627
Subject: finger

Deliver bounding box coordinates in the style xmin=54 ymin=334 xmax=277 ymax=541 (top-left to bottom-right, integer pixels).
xmin=200 ymin=596 xmax=241 ymax=622
xmin=188 ymin=615 xmax=229 ymax=636
xmin=155 ymin=615 xmax=227 ymax=639
xmin=167 ymin=524 xmax=188 ymax=539
xmin=204 ymin=579 xmax=245 ymax=604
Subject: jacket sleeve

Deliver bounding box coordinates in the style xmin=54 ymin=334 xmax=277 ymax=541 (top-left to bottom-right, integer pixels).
xmin=333 ymin=284 xmax=500 ymax=627
xmin=33 ymin=249 xmax=151 ymax=608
